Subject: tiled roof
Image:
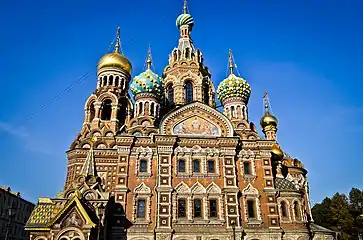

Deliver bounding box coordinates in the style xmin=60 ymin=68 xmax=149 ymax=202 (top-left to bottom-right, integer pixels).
xmin=275 ymin=178 xmax=297 ymax=191
xmin=311 ymin=223 xmax=335 ymax=233
xmin=26 ymin=198 xmax=61 ymax=226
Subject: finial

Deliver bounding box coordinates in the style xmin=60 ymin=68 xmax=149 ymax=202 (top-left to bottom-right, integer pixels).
xmin=263 ymin=92 xmax=270 ymax=113
xmin=146 ymin=45 xmax=152 ymax=69
xmin=228 ymin=49 xmax=234 ymax=75
xmin=183 ymin=0 xmax=188 ymax=14
xmin=114 ymin=27 xmax=121 ymax=53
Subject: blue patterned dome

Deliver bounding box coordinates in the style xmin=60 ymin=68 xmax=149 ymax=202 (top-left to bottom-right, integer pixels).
xmin=176 ymin=13 xmax=194 ymax=28
xmin=130 ymin=68 xmax=163 ymax=98
xmin=217 ymin=73 xmax=251 ymax=104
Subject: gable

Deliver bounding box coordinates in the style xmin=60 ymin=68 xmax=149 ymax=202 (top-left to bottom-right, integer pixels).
xmin=160 ymin=102 xmax=234 ymax=137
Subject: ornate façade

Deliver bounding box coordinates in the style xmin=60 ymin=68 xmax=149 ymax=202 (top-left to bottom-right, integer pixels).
xmin=25 ymin=2 xmax=335 ymax=240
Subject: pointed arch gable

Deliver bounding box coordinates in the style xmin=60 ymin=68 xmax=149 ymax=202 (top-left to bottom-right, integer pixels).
xmin=175 ymin=181 xmax=190 ymax=194
xmin=206 ymin=182 xmax=221 ymax=194
xmin=98 ymin=92 xmax=118 ymax=104
xmin=134 ymin=182 xmax=151 ymax=194
xmin=160 ymin=102 xmax=234 ymax=137
xmin=84 ymin=94 xmax=97 ymax=110
xmin=242 ymin=183 xmax=259 ymax=196
xmin=191 ymin=182 xmax=206 ymax=194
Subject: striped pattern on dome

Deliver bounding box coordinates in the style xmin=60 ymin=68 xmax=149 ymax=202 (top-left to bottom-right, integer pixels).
xmin=130 ymin=69 xmax=163 ymax=98
xmin=217 ymin=73 xmax=251 ymax=103
xmin=176 ymin=13 xmax=194 ymax=28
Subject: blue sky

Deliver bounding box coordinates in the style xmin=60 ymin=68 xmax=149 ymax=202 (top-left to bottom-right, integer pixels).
xmin=0 ymin=0 xmax=362 ymax=204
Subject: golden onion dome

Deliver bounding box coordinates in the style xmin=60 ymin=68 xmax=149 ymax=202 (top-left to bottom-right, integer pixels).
xmin=271 ymin=144 xmax=284 ymax=161
xmin=260 ymin=111 xmax=278 ymax=129
xmin=97 ymin=52 xmax=132 ymax=74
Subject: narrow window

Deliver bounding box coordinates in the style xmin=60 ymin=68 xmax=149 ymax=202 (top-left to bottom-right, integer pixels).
xmin=103 ymin=76 xmax=107 ymax=86
xmin=137 ymin=199 xmax=146 ymax=218
xmin=109 ymin=75 xmax=114 ymax=86
xmin=185 ymin=81 xmax=193 ymax=103
xmin=247 ymin=200 xmax=255 ymax=218
xmin=185 ymin=48 xmax=190 ymax=59
xmin=178 ymin=160 xmax=185 ymax=173
xmin=178 ymin=199 xmax=186 ymax=218
xmin=243 ymin=162 xmax=251 ymax=175
xmin=281 ymin=201 xmax=288 ymax=217
xmin=167 ymin=84 xmax=174 ymax=105
xmin=89 ymin=102 xmax=95 ymax=121
xmin=294 ymin=202 xmax=301 ymax=220
xmin=207 ymin=160 xmax=215 ymax=173
xmin=101 ymin=99 xmax=112 ymax=120
xmin=204 ymin=83 xmax=210 ymax=104
xmin=194 ymin=199 xmax=202 ymax=218
xmin=139 ymin=103 xmax=143 ymax=115
xmin=209 ymin=199 xmax=218 ymax=218
xmin=193 ymin=159 xmax=200 ymax=173
xmin=139 ymin=160 xmax=147 ymax=173
xmin=150 ymin=102 xmax=155 ymax=116
xmin=115 ymin=76 xmax=120 ymax=86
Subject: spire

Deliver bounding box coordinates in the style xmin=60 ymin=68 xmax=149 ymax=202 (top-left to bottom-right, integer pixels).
xmin=263 ymin=91 xmax=270 ymax=113
xmin=183 ymin=0 xmax=188 ymax=14
xmin=146 ymin=45 xmax=152 ymax=69
xmin=80 ymin=136 xmax=98 ymax=177
xmin=228 ymin=49 xmax=234 ymax=75
xmin=114 ymin=27 xmax=121 ymax=53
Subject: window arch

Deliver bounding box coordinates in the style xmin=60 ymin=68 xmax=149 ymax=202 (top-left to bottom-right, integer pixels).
xmin=294 ymin=201 xmax=301 ymax=221
xmin=103 ymin=76 xmax=107 ymax=86
xmin=101 ymin=99 xmax=112 ymax=120
xmin=178 ymin=159 xmax=185 ymax=172
xmin=89 ymin=102 xmax=95 ymax=121
xmin=167 ymin=84 xmax=174 ymax=105
xmin=185 ymin=81 xmax=193 ymax=103
xmin=139 ymin=160 xmax=147 ymax=173
xmin=150 ymin=102 xmax=155 ymax=116
xmin=109 ymin=75 xmax=114 ymax=86
xmin=281 ymin=201 xmax=289 ymax=218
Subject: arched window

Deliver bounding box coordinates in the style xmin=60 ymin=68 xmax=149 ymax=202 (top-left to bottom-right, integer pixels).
xmin=117 ymin=102 xmax=127 ymax=125
xmin=167 ymin=84 xmax=174 ymax=105
xmin=193 ymin=159 xmax=200 ymax=173
xmin=185 ymin=81 xmax=193 ymax=103
xmin=204 ymin=83 xmax=210 ymax=104
xmin=294 ymin=201 xmax=301 ymax=220
xmin=173 ymin=51 xmax=178 ymax=61
xmin=89 ymin=102 xmax=95 ymax=121
xmin=139 ymin=102 xmax=143 ymax=116
xmin=185 ymin=48 xmax=190 ymax=59
xmin=109 ymin=75 xmax=114 ymax=86
xmin=231 ymin=106 xmax=236 ymax=118
xmin=178 ymin=199 xmax=187 ymax=218
xmin=178 ymin=159 xmax=185 ymax=172
xmin=247 ymin=199 xmax=256 ymax=218
xmin=101 ymin=99 xmax=112 ymax=120
xmin=139 ymin=160 xmax=147 ymax=173
xmin=150 ymin=102 xmax=155 ymax=116
xmin=115 ymin=76 xmax=119 ymax=87
xmin=207 ymin=160 xmax=215 ymax=173
xmin=281 ymin=201 xmax=288 ymax=218
xmin=103 ymin=76 xmax=107 ymax=86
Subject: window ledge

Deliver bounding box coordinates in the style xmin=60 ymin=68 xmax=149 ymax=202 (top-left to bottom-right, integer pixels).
xmin=137 ymin=173 xmax=152 ymax=178
xmin=243 ymin=174 xmax=256 ymax=181
xmin=247 ymin=219 xmax=262 ymax=225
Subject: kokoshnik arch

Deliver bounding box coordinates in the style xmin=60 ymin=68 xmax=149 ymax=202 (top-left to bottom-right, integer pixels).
xmin=25 ymin=1 xmax=335 ymax=240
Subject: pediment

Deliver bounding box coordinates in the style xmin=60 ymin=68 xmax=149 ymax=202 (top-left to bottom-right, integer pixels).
xmin=160 ymin=102 xmax=234 ymax=137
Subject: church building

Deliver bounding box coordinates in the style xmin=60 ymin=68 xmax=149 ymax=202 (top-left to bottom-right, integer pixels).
xmin=25 ymin=2 xmax=335 ymax=240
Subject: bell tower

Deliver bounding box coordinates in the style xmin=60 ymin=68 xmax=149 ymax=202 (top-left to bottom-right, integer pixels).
xmin=163 ymin=0 xmax=216 ymax=108
xmin=82 ymin=27 xmax=133 ymax=137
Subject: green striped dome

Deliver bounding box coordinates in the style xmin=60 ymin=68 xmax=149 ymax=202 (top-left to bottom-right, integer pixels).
xmin=130 ymin=68 xmax=163 ymax=98
xmin=176 ymin=13 xmax=194 ymax=28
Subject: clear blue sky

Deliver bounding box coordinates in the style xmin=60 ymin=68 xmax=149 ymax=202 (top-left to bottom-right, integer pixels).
xmin=0 ymin=0 xmax=362 ymax=204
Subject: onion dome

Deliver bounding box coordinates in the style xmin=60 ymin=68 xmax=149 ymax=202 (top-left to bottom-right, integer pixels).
xmin=176 ymin=13 xmax=194 ymax=28
xmin=176 ymin=0 xmax=194 ymax=29
xmin=130 ymin=49 xmax=162 ymax=98
xmin=260 ymin=92 xmax=278 ymax=128
xmin=271 ymin=143 xmax=284 ymax=161
xmin=217 ymin=50 xmax=251 ymax=104
xmin=260 ymin=111 xmax=278 ymax=128
xmin=97 ymin=27 xmax=132 ymax=75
